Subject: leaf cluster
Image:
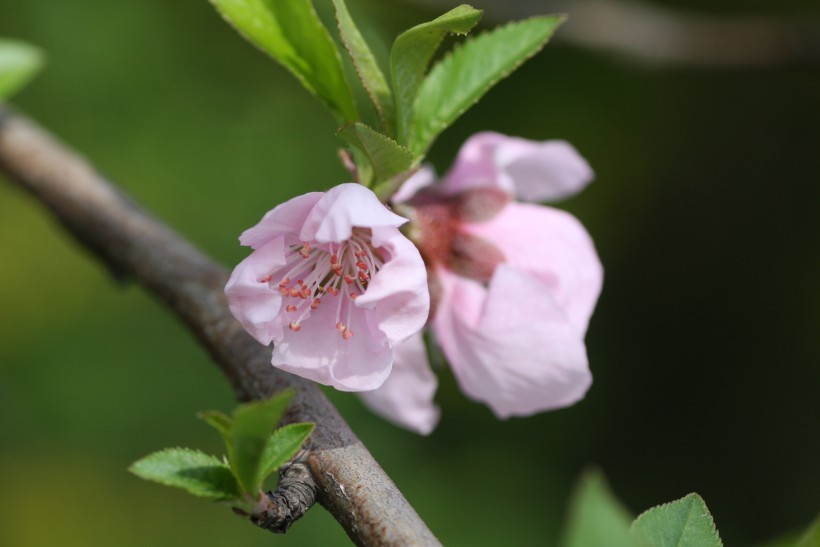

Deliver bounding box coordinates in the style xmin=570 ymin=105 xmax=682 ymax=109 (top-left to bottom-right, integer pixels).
xmin=208 ymin=0 xmax=564 ymax=196
xmin=129 ymin=389 xmax=314 ymax=507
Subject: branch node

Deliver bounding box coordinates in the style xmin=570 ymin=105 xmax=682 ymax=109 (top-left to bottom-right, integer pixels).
xmin=251 ymin=461 xmax=318 ymax=534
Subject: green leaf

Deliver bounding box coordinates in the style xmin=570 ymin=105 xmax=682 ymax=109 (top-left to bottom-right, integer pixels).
xmin=197 ymin=410 xmax=233 ymax=454
xmin=795 ymin=514 xmax=820 ymax=547
xmin=129 ymin=448 xmax=240 ymax=501
xmin=258 ymin=422 xmax=315 ymax=484
xmin=230 ymin=389 xmax=295 ymax=494
xmin=753 ymin=532 xmax=803 ymax=547
xmin=209 ymin=0 xmax=357 ymax=123
xmin=349 ymin=145 xmax=375 ymax=187
xmin=0 ymin=39 xmax=45 ymax=100
xmin=409 ymin=15 xmax=565 ymax=154
xmin=755 ymin=515 xmax=820 ymax=547
xmin=631 ymin=493 xmax=723 ymax=547
xmin=332 ymin=0 xmax=394 ymax=134
xmin=390 ymin=4 xmax=483 ymax=144
xmin=338 ymin=122 xmax=415 ymax=184
xmin=560 ymin=468 xmax=641 ymax=547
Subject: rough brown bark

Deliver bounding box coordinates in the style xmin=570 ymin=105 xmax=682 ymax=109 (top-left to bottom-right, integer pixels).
xmin=0 ymin=105 xmax=441 ymax=547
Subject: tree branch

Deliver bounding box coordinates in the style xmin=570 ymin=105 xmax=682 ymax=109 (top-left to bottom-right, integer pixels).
xmin=406 ymin=0 xmax=820 ymax=67
xmin=0 ymin=105 xmax=441 ymax=547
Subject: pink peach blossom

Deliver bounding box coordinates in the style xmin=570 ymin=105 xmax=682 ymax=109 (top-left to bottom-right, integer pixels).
xmin=225 ymin=183 xmax=430 ymax=392
xmin=358 ymin=332 xmax=440 ymax=434
xmin=360 ymin=132 xmax=602 ymax=431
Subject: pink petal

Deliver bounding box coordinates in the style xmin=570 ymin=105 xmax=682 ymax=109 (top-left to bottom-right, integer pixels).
xmin=272 ymin=296 xmax=392 ymax=391
xmin=443 ymin=132 xmax=593 ymax=202
xmin=300 ymin=183 xmax=407 ymax=243
xmin=239 ymin=192 xmax=323 ymax=249
xmin=224 ymin=237 xmax=288 ymax=345
xmin=495 ymin=139 xmax=594 ymax=202
xmin=391 ymin=166 xmax=437 ymax=204
xmin=433 ymin=265 xmax=592 ymax=418
xmin=358 ymin=333 xmax=440 ymax=435
xmin=442 ymin=132 xmax=507 ymax=195
xmin=462 ymin=202 xmax=602 ymax=337
xmin=355 ymin=226 xmax=430 ymax=344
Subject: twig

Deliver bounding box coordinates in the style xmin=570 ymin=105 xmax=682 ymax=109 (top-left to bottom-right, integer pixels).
xmin=0 ymin=105 xmax=441 ymax=547
xmin=405 ymin=0 xmax=820 ymax=67
xmin=251 ymin=461 xmax=318 ymax=534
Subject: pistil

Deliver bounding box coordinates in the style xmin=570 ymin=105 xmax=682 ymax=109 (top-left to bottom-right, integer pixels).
xmin=264 ymin=229 xmax=384 ymax=339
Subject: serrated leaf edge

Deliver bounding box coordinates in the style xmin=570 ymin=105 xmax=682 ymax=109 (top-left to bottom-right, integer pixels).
xmin=410 ymin=14 xmax=566 ymax=153
xmin=630 ymin=493 xmax=723 ymax=547
xmin=258 ymin=422 xmax=315 ymax=483
xmin=333 ymin=0 xmax=394 ymax=133
xmin=338 ymin=122 xmax=415 ymax=155
xmin=337 ymin=121 xmax=416 ymax=182
xmin=390 ymin=5 xmax=483 ymax=143
xmin=128 ymin=447 xmax=239 ymax=501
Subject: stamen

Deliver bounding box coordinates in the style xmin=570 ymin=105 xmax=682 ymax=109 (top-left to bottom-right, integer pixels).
xmin=277 ymin=229 xmax=382 ymax=337
xmin=259 ymin=274 xmax=273 ymax=283
xmin=334 ymin=287 xmax=345 ymax=328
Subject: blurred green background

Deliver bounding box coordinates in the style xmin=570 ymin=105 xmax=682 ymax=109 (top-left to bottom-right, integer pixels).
xmin=1 ymin=0 xmax=818 ymax=545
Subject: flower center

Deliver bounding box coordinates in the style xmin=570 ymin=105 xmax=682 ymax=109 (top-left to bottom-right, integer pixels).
xmin=408 ymin=188 xmax=507 ymax=284
xmin=261 ymin=228 xmax=384 ymax=340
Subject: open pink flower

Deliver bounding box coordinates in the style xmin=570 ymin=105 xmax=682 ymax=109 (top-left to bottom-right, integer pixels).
xmin=359 ymin=132 xmax=602 ymax=433
xmin=225 ymin=183 xmax=430 ymax=392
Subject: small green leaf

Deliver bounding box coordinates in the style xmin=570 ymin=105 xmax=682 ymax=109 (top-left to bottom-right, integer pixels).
xmin=258 ymin=422 xmax=315 ymax=484
xmin=197 ymin=410 xmax=233 ymax=454
xmin=409 ymin=15 xmax=564 ymax=154
xmin=230 ymin=389 xmax=295 ymax=494
xmin=631 ymin=493 xmax=723 ymax=547
xmin=0 ymin=39 xmax=45 ymax=100
xmin=338 ymin=122 xmax=415 ymax=184
xmin=390 ymin=4 xmax=483 ymax=143
xmin=129 ymin=448 xmax=240 ymax=501
xmin=560 ymin=468 xmax=641 ymax=547
xmin=332 ymin=0 xmax=394 ymax=134
xmin=209 ymin=0 xmax=357 ymax=123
